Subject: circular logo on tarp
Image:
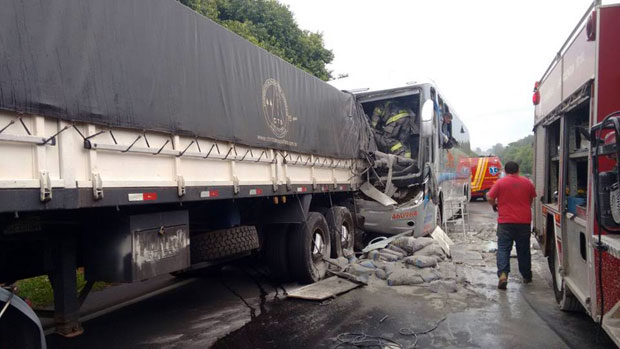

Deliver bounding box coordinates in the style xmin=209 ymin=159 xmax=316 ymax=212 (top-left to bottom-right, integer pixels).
xmin=262 ymin=79 xmax=292 ymax=139
xmin=489 ymin=166 xmax=499 ymax=176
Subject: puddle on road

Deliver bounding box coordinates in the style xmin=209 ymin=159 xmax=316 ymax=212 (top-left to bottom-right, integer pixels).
xmin=238 ymin=267 xmax=268 ymax=315
xmin=218 ymin=269 xmax=258 ymax=319
xmin=162 ymin=264 xmax=290 ymax=349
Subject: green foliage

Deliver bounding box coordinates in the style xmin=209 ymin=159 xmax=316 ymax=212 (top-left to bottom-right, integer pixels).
xmin=490 ymin=143 xmax=505 ymax=157
xmin=15 ymin=275 xmax=52 ymax=308
xmin=178 ymin=0 xmax=334 ymax=80
xmin=16 ymin=269 xmax=107 ymax=308
xmin=493 ymin=135 xmax=534 ymax=176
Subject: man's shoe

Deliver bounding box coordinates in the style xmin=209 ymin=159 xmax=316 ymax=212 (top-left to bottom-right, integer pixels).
xmin=498 ymin=272 xmax=508 ymax=290
xmin=523 ymin=277 xmax=532 ymax=284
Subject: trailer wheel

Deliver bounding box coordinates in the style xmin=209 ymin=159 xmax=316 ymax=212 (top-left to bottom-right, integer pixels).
xmin=262 ymin=224 xmax=291 ymax=280
xmin=321 ymin=207 xmax=354 ymax=258
xmin=548 ymin=231 xmax=583 ymax=312
xmin=190 ymin=226 xmax=259 ymax=263
xmin=288 ymin=212 xmax=331 ymax=283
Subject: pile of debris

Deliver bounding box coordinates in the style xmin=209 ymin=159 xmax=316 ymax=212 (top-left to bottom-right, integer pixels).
xmin=288 ymin=229 xmax=459 ymax=302
xmin=326 ymin=231 xmax=458 ymax=291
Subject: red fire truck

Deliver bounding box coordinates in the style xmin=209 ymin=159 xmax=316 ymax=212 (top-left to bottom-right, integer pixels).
xmin=532 ymin=1 xmax=620 ymax=345
xmin=462 ymin=156 xmax=503 ymax=200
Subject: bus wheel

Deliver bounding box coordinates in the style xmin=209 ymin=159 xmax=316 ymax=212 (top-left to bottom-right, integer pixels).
xmin=288 ymin=212 xmax=331 ymax=284
xmin=464 ymin=184 xmax=471 ymax=202
xmin=548 ymin=232 xmax=582 ymax=312
xmin=323 ymin=206 xmax=354 ymax=258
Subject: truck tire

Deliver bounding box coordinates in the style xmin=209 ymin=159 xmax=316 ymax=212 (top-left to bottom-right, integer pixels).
xmin=288 ymin=212 xmax=331 ymax=284
xmin=323 ymin=206 xmax=354 ymax=258
xmin=262 ymin=224 xmax=291 ymax=280
xmin=548 ymin=231 xmax=583 ymax=312
xmin=190 ymin=226 xmax=259 ymax=263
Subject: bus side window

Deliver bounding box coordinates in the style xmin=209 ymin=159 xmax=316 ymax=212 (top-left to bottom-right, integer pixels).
xmin=429 ymin=88 xmax=438 ymax=162
xmin=438 ymin=97 xmax=454 ymax=149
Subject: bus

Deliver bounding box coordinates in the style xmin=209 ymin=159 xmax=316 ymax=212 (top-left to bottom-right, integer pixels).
xmin=330 ymin=77 xmax=472 ymax=237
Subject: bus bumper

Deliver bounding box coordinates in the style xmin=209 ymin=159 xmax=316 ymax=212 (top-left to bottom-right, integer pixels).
xmin=356 ymin=192 xmax=425 ymax=237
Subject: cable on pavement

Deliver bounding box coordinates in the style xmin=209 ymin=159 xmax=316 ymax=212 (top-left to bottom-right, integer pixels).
xmin=334 ymin=332 xmax=402 ymax=348
xmin=399 ymin=315 xmax=447 ymax=348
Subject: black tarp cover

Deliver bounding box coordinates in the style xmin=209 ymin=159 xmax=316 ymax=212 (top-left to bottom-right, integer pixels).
xmin=0 ymin=0 xmax=374 ymax=159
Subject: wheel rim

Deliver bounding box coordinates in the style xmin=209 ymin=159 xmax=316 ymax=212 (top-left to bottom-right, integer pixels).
xmin=341 ymin=224 xmax=350 ymax=247
xmin=312 ymin=230 xmax=324 ymax=260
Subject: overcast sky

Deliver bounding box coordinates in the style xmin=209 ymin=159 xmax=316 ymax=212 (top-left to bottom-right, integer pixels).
xmin=280 ymin=0 xmax=596 ymax=150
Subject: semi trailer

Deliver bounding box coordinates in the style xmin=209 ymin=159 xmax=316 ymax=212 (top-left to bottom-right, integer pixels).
xmin=0 ymin=0 xmax=469 ymax=346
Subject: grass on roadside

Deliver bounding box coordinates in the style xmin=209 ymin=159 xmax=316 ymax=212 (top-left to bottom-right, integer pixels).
xmin=15 ymin=268 xmax=108 ymax=308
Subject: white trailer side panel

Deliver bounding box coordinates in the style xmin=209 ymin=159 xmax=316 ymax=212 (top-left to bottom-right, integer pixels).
xmin=0 ymin=111 xmax=362 ymax=212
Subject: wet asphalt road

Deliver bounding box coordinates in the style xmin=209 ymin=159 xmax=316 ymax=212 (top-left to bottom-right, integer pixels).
xmin=47 ymin=201 xmax=615 ymax=348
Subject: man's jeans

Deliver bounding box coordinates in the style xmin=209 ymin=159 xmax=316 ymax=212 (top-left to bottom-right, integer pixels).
xmin=497 ymin=223 xmax=532 ymax=279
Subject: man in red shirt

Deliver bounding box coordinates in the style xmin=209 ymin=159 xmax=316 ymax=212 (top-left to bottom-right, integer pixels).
xmin=487 ymin=161 xmax=536 ymax=290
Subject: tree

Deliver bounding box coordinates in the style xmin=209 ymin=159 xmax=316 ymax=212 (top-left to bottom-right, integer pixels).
xmin=490 ymin=143 xmax=505 ymax=156
xmin=178 ymin=0 xmax=334 ymax=80
xmin=491 ymin=135 xmax=534 ymax=176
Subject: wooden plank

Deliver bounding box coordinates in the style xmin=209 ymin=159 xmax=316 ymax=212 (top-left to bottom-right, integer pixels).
xmin=287 ymin=276 xmax=360 ymax=301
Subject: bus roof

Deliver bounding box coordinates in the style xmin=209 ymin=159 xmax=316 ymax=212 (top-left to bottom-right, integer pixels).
xmin=328 ymin=76 xmax=436 ymax=95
